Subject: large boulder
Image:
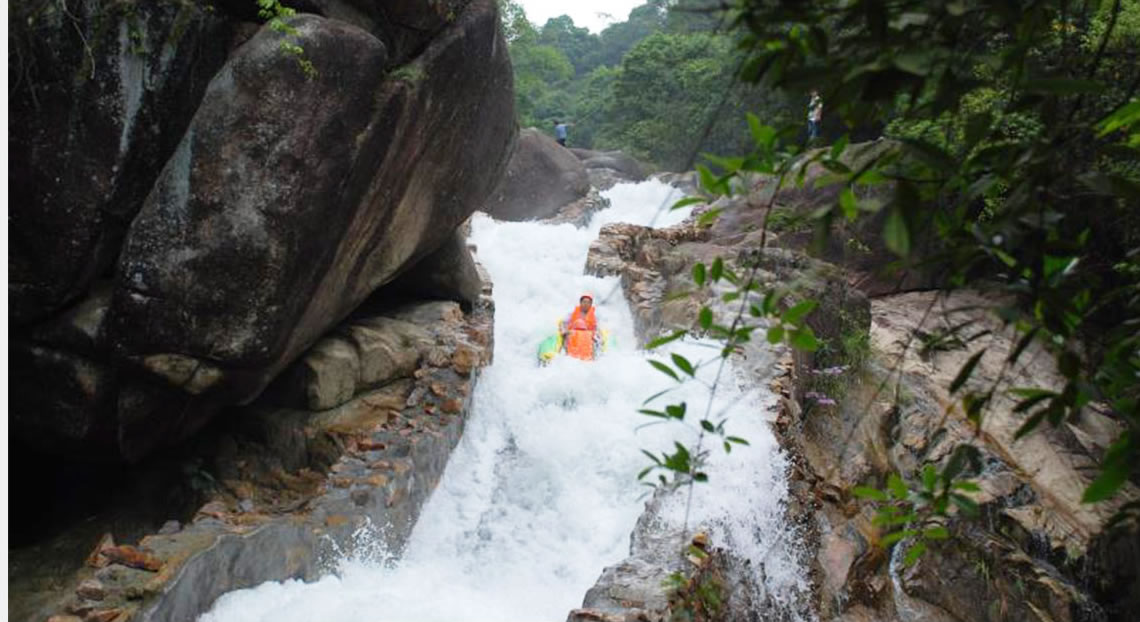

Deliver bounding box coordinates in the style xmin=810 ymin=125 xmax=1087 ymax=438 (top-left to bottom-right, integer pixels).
xmin=9 ymin=0 xmax=515 ymax=462
xmin=111 ymin=4 xmax=514 ymax=411
xmin=482 ymin=128 xmax=590 ymax=221
xmin=568 ymin=147 xmax=647 ymax=182
xmin=8 ymin=1 xmax=236 ymax=325
xmin=384 ymin=230 xmax=486 ymax=309
xmin=301 ymin=0 xmax=474 ymax=63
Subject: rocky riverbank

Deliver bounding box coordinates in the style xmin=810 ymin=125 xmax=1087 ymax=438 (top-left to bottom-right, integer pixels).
xmin=15 ymin=287 xmax=494 ymax=622
xmin=566 ymin=163 xmax=1139 ymax=622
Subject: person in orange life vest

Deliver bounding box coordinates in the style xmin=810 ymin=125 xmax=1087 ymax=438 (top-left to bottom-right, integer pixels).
xmin=561 ymin=293 xmax=601 ymax=360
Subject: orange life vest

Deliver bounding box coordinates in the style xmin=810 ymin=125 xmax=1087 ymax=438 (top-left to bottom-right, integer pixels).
xmin=566 ymin=305 xmax=597 ymax=332
xmin=564 ymin=305 xmax=597 ymax=360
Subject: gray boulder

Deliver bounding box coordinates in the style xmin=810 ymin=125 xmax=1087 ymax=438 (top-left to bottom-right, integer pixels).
xmin=483 ymin=128 xmax=590 ymax=221
xmin=8 ymin=0 xmax=515 ymax=462
xmin=386 ymin=230 xmax=486 ymax=309
xmin=110 ymin=4 xmax=515 ymax=414
xmin=568 ymin=148 xmax=647 ymax=182
xmin=8 ymin=1 xmax=236 ymax=325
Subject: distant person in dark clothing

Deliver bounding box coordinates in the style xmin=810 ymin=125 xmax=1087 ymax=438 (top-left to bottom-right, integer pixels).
xmin=554 ymin=120 xmax=570 ymax=147
xmin=807 ymin=90 xmax=823 ymax=141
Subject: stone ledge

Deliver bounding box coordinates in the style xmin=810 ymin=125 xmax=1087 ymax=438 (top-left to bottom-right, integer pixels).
xmin=34 ymin=295 xmax=494 ymax=622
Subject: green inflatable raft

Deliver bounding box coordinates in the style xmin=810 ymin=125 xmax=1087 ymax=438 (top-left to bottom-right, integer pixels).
xmin=536 ymin=326 xmax=615 ymax=365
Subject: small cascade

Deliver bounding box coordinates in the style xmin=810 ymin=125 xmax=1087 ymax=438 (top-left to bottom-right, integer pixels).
xmin=200 ymin=180 xmax=810 ymax=622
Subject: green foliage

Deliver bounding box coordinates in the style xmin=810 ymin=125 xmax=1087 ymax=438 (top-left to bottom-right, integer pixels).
xmin=657 ymin=0 xmax=1140 ymax=560
xmin=853 ymin=445 xmax=983 ymax=566
xmin=664 ymin=541 xmax=726 ymax=622
xmin=499 ymin=2 xmax=795 ymax=164
xmin=639 ymin=190 xmax=824 ymax=492
xmin=257 ymin=0 xmax=316 ymax=79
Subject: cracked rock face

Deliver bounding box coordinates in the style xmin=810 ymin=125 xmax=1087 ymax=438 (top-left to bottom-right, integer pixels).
xmin=10 ymin=0 xmax=515 ymax=462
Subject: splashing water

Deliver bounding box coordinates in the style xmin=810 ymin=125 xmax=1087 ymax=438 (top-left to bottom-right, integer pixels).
xmin=199 ymin=180 xmax=810 ymax=622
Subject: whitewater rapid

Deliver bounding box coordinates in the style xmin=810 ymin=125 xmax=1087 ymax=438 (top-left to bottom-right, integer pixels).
xmin=200 ymin=180 xmax=809 ymax=622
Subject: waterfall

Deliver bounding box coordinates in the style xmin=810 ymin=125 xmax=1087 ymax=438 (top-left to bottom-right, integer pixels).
xmin=199 ymin=180 xmax=810 ymax=622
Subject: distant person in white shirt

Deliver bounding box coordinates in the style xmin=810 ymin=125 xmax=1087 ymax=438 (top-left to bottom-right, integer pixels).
xmin=554 ymin=120 xmax=570 ymax=147
xmin=807 ymin=90 xmax=823 ymax=141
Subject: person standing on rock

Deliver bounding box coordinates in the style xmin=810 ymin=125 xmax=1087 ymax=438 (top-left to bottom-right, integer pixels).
xmin=807 ymin=90 xmax=823 ymax=141
xmin=554 ymin=120 xmax=571 ymax=147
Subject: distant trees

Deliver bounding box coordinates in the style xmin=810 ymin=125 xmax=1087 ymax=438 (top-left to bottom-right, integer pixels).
xmin=498 ymin=0 xmax=794 ymax=170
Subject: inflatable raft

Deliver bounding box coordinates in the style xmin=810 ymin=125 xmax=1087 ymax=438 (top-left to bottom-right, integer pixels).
xmin=537 ymin=325 xmax=615 ymax=365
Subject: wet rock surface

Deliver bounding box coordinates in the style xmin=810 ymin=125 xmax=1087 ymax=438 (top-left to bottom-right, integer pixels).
xmin=112 ymin=1 xmax=514 ymax=415
xmin=576 ymin=156 xmax=1138 ymax=621
xmin=9 ymin=0 xmax=515 ymax=463
xmin=9 ymin=1 xmax=236 ymax=325
xmin=568 ymin=148 xmax=647 ymax=187
xmin=543 ymin=188 xmax=613 ymax=228
xmin=10 ymin=293 xmax=495 ymax=622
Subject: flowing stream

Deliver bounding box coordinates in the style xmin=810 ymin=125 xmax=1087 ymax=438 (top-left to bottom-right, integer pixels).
xmin=200 ymin=181 xmax=809 ymax=622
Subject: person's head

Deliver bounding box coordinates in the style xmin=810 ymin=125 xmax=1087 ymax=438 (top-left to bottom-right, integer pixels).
xmin=554 ymin=120 xmax=561 ymax=126
xmin=810 ymin=89 xmax=819 ymax=96
xmin=579 ymin=293 xmax=593 ymax=310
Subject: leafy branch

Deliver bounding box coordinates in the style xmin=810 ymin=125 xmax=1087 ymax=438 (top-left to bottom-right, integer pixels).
xmin=256 ymin=0 xmax=317 ymax=79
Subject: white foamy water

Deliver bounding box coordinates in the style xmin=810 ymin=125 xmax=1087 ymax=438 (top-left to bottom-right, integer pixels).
xmin=200 ymin=181 xmax=809 ymax=622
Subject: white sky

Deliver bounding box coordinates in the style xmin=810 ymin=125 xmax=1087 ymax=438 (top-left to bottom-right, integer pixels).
xmin=516 ymin=0 xmax=645 ymax=34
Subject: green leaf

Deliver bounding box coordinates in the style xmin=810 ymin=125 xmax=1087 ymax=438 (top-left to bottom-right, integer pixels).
xmin=923 ymin=526 xmax=950 ymax=540
xmin=646 ymin=331 xmax=687 ymax=350
xmin=949 ymin=350 xmax=986 ymax=395
xmin=1014 ymin=409 xmax=1050 ymax=440
xmin=650 ymin=359 xmax=680 ymax=381
xmin=1007 ymin=328 xmax=1039 ymax=364
xmin=692 ymin=263 xmax=707 ymax=287
xmin=697 ymin=208 xmax=724 ymax=226
xmin=726 ymin=436 xmax=750 ymax=445
xmin=1082 ymin=437 xmax=1133 ymax=503
xmin=638 ymin=409 xmax=667 ymax=418
xmin=671 ymin=353 xmax=696 ymax=377
xmin=782 ymin=300 xmax=818 ymax=325
xmin=943 ymin=445 xmax=982 ymax=481
xmin=839 ymin=187 xmax=858 ymax=221
xmin=884 ymin=206 xmax=911 ymax=257
xmin=830 ymin=134 xmax=850 ymax=160
xmin=904 ymin=541 xmax=927 ymax=566
xmin=710 ymin=257 xmax=724 ymax=282
xmin=821 ymin=159 xmax=852 ymax=175
xmin=767 ymin=325 xmax=785 ymax=344
xmin=698 ymin=306 xmax=713 ymax=330
xmin=671 ymin=196 xmax=706 ymax=211
xmin=790 ymin=328 xmax=820 ymax=352
xmin=950 ymin=493 xmax=979 ymax=516
xmin=922 ymin=464 xmax=937 ymax=492
xmin=747 ymin=113 xmax=777 ymax=149
xmin=700 ymin=419 xmax=715 ymax=432
xmin=693 ymin=162 xmax=711 ymax=192
xmin=852 ymin=486 xmax=888 ymax=501
xmin=666 ymin=403 xmax=687 ymax=419
xmin=881 ymin=528 xmax=919 ymax=546
xmin=888 ymin=473 xmax=909 ymax=500
xmin=1098 ymin=100 xmax=1140 ymax=137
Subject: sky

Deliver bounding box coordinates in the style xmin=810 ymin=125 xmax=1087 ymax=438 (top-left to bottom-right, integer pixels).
xmin=516 ymin=0 xmax=645 ymax=34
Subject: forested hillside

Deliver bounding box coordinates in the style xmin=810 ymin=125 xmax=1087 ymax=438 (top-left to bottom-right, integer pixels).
xmin=501 ymin=0 xmax=796 ymax=170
